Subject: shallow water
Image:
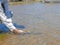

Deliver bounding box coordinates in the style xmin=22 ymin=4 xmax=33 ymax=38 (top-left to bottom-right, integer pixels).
xmin=0 ymin=2 xmax=60 ymax=45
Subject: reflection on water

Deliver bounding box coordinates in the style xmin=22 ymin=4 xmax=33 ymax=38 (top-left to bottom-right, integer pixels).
xmin=0 ymin=2 xmax=60 ymax=45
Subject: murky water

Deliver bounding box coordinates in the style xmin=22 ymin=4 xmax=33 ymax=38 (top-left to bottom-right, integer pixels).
xmin=0 ymin=2 xmax=60 ymax=45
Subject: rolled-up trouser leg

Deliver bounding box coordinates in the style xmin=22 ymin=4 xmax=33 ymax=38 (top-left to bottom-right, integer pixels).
xmin=0 ymin=12 xmax=16 ymax=32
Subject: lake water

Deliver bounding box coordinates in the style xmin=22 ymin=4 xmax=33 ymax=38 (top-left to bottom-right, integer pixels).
xmin=0 ymin=2 xmax=60 ymax=45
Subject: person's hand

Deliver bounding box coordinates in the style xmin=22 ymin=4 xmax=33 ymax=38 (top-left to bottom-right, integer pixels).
xmin=12 ymin=29 xmax=25 ymax=34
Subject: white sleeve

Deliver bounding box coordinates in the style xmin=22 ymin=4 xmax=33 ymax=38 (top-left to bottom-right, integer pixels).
xmin=0 ymin=12 xmax=16 ymax=31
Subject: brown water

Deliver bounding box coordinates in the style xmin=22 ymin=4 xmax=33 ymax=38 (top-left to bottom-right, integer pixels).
xmin=0 ymin=2 xmax=60 ymax=45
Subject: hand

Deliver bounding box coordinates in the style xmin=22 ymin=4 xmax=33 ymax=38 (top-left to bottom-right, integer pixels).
xmin=12 ymin=29 xmax=24 ymax=34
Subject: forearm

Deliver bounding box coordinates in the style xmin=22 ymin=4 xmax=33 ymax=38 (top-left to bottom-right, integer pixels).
xmin=0 ymin=12 xmax=16 ymax=31
xmin=3 ymin=18 xmax=16 ymax=31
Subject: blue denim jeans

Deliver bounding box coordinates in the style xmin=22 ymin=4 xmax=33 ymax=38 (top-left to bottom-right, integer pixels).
xmin=0 ymin=23 xmax=25 ymax=33
xmin=0 ymin=23 xmax=10 ymax=32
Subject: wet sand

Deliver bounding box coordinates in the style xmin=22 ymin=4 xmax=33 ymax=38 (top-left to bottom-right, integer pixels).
xmin=0 ymin=2 xmax=60 ymax=45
